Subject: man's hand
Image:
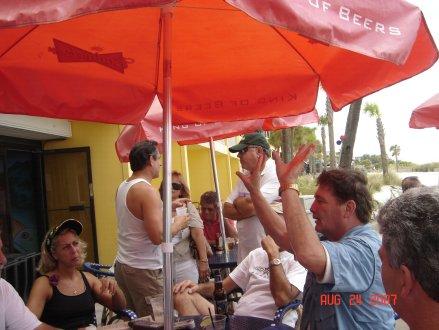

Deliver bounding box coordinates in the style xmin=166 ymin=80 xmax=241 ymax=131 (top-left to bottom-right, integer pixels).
xmin=173 ymin=280 xmax=199 ymax=294
xmin=172 ymin=198 xmax=190 ymax=210
xmin=273 ymin=144 xmax=315 ymax=185
xmin=261 ymin=235 xmax=280 ymax=260
xmin=236 ymin=153 xmax=267 ymax=193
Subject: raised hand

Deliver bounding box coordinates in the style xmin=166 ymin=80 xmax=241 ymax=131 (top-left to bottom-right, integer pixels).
xmin=261 ymin=235 xmax=280 ymax=260
xmin=273 ymin=144 xmax=315 ymax=185
xmin=236 ymin=153 xmax=267 ymax=193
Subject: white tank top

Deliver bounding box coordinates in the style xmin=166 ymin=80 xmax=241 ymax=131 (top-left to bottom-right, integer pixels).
xmin=115 ymin=178 xmax=162 ymax=269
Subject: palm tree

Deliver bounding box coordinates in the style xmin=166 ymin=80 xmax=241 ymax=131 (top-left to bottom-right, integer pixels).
xmin=319 ymin=115 xmax=328 ymax=168
xmin=268 ymin=130 xmax=282 ymax=151
xmin=339 ymin=99 xmax=363 ymax=169
xmin=281 ymin=128 xmax=293 ymax=162
xmin=363 ymin=103 xmax=389 ymax=177
xmin=390 ymin=144 xmax=401 ymax=172
xmin=326 ymin=97 xmax=336 ymax=169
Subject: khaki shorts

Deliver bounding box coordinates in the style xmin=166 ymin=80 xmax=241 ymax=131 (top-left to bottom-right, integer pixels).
xmin=114 ymin=262 xmax=163 ymax=317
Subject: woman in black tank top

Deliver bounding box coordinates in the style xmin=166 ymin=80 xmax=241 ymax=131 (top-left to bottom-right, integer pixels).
xmin=26 ymin=219 xmax=127 ymax=329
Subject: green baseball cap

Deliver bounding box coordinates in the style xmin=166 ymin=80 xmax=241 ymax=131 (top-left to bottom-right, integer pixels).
xmin=229 ymin=132 xmax=271 ymax=153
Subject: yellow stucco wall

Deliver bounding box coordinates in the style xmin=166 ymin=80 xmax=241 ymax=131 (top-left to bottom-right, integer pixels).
xmin=43 ymin=121 xmax=239 ymax=264
xmin=186 ymin=145 xmax=240 ymax=204
xmin=44 ymin=121 xmax=127 ymax=264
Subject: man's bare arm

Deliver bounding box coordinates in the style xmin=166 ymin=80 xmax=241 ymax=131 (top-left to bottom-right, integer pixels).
xmin=262 ymin=235 xmax=300 ymax=307
xmin=223 ymin=199 xmax=254 ymax=221
xmin=225 ymin=218 xmax=238 ymax=239
xmin=249 ymin=190 xmax=292 ymax=252
xmin=137 ymin=186 xmax=187 ymax=245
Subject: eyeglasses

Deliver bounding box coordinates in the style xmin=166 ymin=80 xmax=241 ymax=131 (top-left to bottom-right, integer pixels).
xmin=238 ymin=146 xmax=258 ymax=155
xmin=172 ymin=182 xmax=183 ymax=191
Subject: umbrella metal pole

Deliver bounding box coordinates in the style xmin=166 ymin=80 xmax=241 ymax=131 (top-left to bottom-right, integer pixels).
xmin=162 ymin=6 xmax=173 ymax=330
xmin=209 ymin=138 xmax=228 ymax=252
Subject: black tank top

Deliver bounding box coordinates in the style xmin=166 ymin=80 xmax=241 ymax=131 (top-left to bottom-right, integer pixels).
xmin=41 ymin=271 xmax=96 ymax=329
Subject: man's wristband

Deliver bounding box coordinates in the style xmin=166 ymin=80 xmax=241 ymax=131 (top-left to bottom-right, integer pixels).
xmin=279 ymin=183 xmax=300 ymax=195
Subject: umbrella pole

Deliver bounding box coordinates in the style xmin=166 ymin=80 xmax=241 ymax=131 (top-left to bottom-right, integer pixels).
xmin=209 ymin=138 xmax=228 ymax=252
xmin=162 ymin=5 xmax=174 ymax=330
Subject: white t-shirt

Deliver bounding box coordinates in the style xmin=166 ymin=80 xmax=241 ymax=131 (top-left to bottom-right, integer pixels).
xmin=0 ymin=278 xmax=41 ymax=330
xmin=226 ymin=158 xmax=279 ymax=262
xmin=229 ymin=248 xmax=307 ymax=326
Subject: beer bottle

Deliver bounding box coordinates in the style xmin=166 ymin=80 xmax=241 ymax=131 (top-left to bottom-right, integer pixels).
xmin=213 ymin=273 xmax=228 ymax=315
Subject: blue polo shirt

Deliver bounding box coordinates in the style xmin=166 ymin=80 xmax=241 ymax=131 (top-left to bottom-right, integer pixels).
xmin=301 ymin=224 xmax=395 ymax=329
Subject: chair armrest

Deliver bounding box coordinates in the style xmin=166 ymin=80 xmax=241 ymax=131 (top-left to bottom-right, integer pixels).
xmin=115 ymin=309 xmax=138 ymax=321
xmin=273 ymin=299 xmax=301 ymax=326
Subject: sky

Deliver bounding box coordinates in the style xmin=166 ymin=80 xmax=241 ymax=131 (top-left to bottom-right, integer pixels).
xmin=311 ymin=0 xmax=439 ymax=165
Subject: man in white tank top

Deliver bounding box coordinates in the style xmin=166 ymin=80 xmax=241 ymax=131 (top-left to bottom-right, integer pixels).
xmin=114 ymin=140 xmax=189 ymax=317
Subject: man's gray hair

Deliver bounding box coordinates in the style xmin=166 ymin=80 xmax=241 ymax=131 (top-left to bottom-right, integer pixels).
xmin=377 ymin=186 xmax=439 ymax=302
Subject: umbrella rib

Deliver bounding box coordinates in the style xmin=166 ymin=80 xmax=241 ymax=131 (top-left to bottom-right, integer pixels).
xmin=0 ymin=25 xmax=39 ymax=59
xmin=270 ymin=26 xmax=318 ymax=77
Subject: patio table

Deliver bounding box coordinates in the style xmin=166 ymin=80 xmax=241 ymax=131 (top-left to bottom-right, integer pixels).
xmin=208 ymin=246 xmax=238 ymax=270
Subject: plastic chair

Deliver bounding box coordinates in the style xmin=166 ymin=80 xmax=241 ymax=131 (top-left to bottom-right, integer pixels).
xmin=83 ymin=262 xmax=137 ymax=325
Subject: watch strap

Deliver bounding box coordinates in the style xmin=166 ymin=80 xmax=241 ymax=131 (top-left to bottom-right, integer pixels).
xmin=269 ymin=258 xmax=281 ymax=267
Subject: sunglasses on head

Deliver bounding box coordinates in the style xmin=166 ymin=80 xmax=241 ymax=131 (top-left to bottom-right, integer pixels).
xmin=172 ymin=182 xmax=183 ymax=191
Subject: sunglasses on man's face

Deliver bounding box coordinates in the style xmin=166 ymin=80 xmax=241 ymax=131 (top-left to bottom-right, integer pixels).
xmin=172 ymin=182 xmax=183 ymax=191
xmin=238 ymin=146 xmax=258 ymax=155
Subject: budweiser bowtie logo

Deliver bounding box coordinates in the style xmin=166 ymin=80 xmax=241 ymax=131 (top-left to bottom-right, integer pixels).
xmin=49 ymin=39 xmax=129 ymax=73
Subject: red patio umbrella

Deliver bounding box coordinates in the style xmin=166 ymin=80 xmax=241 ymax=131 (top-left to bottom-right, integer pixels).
xmin=115 ymin=97 xmax=319 ymax=161
xmin=0 ymin=0 xmax=437 ymax=125
xmin=1 ymin=2 xmax=437 ymax=326
xmin=409 ymin=93 xmax=439 ymax=129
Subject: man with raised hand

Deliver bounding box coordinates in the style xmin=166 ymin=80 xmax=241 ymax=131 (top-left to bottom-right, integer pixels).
xmin=237 ymin=145 xmax=395 ymax=329
xmin=224 ymin=132 xmax=279 ymax=262
xmin=173 ymin=235 xmax=306 ymax=327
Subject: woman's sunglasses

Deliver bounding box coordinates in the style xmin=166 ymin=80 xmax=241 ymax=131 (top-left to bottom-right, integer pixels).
xmin=172 ymin=182 xmax=183 ymax=191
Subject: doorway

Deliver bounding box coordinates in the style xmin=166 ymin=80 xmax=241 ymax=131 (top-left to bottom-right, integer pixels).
xmin=44 ymin=147 xmax=98 ymax=262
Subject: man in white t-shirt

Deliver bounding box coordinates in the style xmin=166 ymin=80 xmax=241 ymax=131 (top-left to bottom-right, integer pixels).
xmin=224 ymin=132 xmax=279 ymax=262
xmin=0 ymin=235 xmax=52 ymax=330
xmin=173 ymin=235 xmax=307 ymax=327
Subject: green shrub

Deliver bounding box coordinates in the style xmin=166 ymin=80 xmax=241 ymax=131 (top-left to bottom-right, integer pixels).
xmin=367 ymin=173 xmax=383 ymax=194
xmin=383 ymin=171 xmax=401 ymax=186
xmin=297 ymin=175 xmax=317 ymax=195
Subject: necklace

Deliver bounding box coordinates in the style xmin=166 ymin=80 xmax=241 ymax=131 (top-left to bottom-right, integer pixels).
xmin=59 ymin=276 xmax=83 ymax=295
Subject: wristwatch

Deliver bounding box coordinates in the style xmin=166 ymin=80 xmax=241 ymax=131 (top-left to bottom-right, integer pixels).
xmin=269 ymin=258 xmax=281 ymax=267
xmin=279 ymin=183 xmax=300 ymax=195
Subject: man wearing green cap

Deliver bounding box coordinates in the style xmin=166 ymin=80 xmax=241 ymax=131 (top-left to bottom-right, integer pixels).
xmin=224 ymin=132 xmax=280 ymax=262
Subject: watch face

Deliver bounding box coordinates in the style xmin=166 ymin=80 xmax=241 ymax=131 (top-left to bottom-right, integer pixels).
xmin=271 ymin=258 xmax=281 ymax=266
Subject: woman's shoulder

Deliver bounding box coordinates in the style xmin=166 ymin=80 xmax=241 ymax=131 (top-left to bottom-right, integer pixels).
xmin=31 ymin=274 xmax=53 ymax=296
xmin=82 ymin=270 xmax=99 ymax=287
